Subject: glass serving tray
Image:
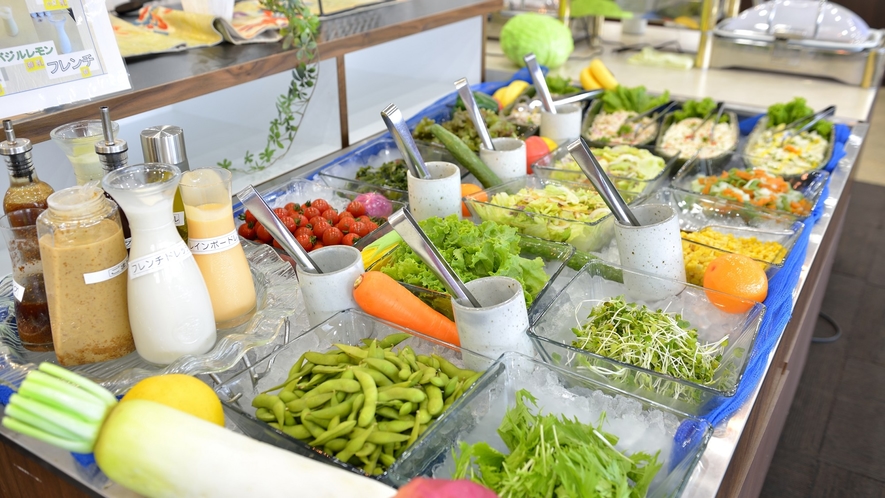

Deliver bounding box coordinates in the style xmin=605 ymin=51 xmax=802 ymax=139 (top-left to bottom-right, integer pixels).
xmin=0 ymin=241 xmax=308 ymax=395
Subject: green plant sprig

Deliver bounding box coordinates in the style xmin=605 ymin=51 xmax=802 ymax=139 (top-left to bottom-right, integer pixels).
xmin=218 ymin=0 xmax=319 ymax=173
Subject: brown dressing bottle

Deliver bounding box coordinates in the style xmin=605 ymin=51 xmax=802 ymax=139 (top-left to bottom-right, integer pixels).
xmin=1 ymin=121 xmax=54 ymax=225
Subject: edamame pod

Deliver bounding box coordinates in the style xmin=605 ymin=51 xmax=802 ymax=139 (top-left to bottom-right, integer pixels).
xmin=379 ymin=333 xmax=412 ymax=349
xmin=425 ymin=385 xmax=443 ymax=416
xmin=281 ymin=424 xmax=311 ymax=440
xmin=433 ymin=354 xmax=473 ymax=380
xmin=336 ymin=423 xmax=375 ymax=463
xmin=378 ymin=388 xmax=426 ymax=404
xmin=278 ymin=391 xmax=298 ymax=403
xmin=365 ymin=358 xmax=400 ymax=382
xmin=355 ymin=442 xmax=377 ymax=458
xmin=352 ymin=368 xmax=377 ymax=429
xmin=309 ymin=396 xmax=356 ymax=419
xmin=255 ymin=407 xmax=275 ymax=422
xmin=324 ymin=438 xmax=348 ymax=453
xmin=398 ymin=402 xmax=413 ymax=417
xmin=377 ymin=420 xmax=414 ymax=433
xmin=353 ymin=367 xmax=392 ymax=387
xmin=285 ymin=392 xmax=333 ymax=413
xmin=335 ymin=343 xmax=368 ymax=360
xmin=251 ymin=393 xmax=281 ymax=410
xmin=310 ymin=420 xmax=357 ymax=446
xmin=307 ymin=379 xmax=361 ymax=396
xmin=305 ymin=352 xmax=343 ymax=366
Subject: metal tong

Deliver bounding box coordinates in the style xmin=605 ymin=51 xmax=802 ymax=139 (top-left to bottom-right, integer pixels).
xmin=689 ymin=101 xmax=726 ymax=137
xmin=523 ymin=53 xmax=556 ymax=114
xmin=553 ymin=89 xmax=604 ymax=107
xmin=235 ymin=185 xmax=323 ymax=274
xmin=622 ymin=101 xmax=678 ymax=145
xmin=380 ymin=104 xmax=431 ymax=179
xmin=779 ymin=105 xmax=836 ymax=146
xmin=388 ymin=208 xmax=482 ymax=308
xmin=568 ymin=138 xmax=640 ymax=226
xmin=455 ymin=77 xmax=494 ymax=151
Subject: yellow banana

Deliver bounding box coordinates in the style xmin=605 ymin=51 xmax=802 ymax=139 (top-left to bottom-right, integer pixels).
xmin=580 ymin=67 xmax=602 ymax=91
xmin=589 ymin=59 xmax=618 ymax=90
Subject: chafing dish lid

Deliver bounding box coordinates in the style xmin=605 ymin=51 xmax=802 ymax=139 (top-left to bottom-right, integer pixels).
xmin=718 ymin=0 xmax=871 ymax=45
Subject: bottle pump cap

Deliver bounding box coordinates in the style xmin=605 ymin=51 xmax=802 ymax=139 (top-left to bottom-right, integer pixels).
xmin=0 ymin=120 xmax=32 ymax=157
xmin=94 ymin=107 xmax=128 ymax=156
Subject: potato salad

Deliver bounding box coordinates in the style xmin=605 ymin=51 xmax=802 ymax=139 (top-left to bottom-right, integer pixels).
xmin=745 ymin=124 xmax=828 ymax=175
xmin=587 ymin=110 xmax=658 ymax=145
xmin=659 ymin=118 xmax=737 ymax=160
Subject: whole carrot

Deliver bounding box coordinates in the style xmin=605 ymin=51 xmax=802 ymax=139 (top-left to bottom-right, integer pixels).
xmin=353 ymin=271 xmax=460 ymax=346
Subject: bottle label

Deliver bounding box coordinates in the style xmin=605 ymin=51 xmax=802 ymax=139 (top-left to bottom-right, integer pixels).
xmin=84 ymin=256 xmax=129 ymax=285
xmin=173 ymin=212 xmax=185 ymax=227
xmin=12 ymin=279 xmax=24 ymax=302
xmin=188 ymin=229 xmax=240 ymax=255
xmin=125 ymin=237 xmax=132 ymax=250
xmin=128 ymin=241 xmax=192 ymax=279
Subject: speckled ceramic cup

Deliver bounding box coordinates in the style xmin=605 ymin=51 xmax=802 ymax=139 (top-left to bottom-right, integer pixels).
xmin=480 ymin=138 xmax=526 ymax=183
xmin=452 ymin=276 xmax=533 ymax=369
xmin=540 ymin=103 xmax=582 ymax=144
xmin=614 ymin=204 xmax=686 ymax=301
xmin=296 ymin=246 xmax=364 ymax=327
xmin=407 ymin=162 xmax=461 ymax=221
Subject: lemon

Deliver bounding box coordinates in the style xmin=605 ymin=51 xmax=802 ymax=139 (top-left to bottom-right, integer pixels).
xmin=122 ymin=374 xmax=224 ymax=426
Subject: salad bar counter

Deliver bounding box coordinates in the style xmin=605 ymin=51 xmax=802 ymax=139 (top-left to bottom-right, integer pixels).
xmin=0 ymin=50 xmax=875 ymax=498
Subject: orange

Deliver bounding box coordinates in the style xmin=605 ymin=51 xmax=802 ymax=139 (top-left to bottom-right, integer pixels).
xmin=461 ymin=183 xmax=486 ymax=217
xmin=703 ymin=253 xmax=768 ymax=314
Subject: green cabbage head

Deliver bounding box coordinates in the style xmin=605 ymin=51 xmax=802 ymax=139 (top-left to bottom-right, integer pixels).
xmin=501 ymin=13 xmax=575 ymax=69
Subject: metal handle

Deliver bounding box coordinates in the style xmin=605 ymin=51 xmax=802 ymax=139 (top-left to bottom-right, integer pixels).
xmin=455 ymin=78 xmax=494 ymax=151
xmin=524 ymin=53 xmax=556 ymax=114
xmin=780 ymin=105 xmax=836 ymax=146
xmin=567 ymin=138 xmax=640 ymax=226
xmin=690 ymin=101 xmax=726 ymax=136
xmin=388 ymin=208 xmax=482 ymax=308
xmin=235 ymin=185 xmax=323 ymax=274
xmin=380 ymin=104 xmax=431 ymax=179
xmin=552 ymin=89 xmax=604 ymax=107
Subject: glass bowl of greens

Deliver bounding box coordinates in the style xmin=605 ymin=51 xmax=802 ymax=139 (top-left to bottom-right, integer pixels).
xmin=386 ymin=352 xmax=713 ymax=498
xmin=363 ymin=215 xmax=575 ymax=322
xmin=528 ymin=259 xmax=765 ymax=415
xmin=215 ymin=309 xmax=497 ymax=483
xmin=532 ymin=143 xmax=678 ymax=196
xmin=411 ymin=107 xmax=537 ymax=154
xmin=463 ymin=175 xmax=642 ymax=253
xmin=316 ymin=138 xmax=469 ymax=202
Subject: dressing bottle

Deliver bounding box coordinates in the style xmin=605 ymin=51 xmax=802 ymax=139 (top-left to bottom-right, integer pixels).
xmin=179 ymin=167 xmax=256 ymax=327
xmin=94 ymin=107 xmax=131 ymax=249
xmin=102 ymin=163 xmax=216 ymax=365
xmin=1 ymin=120 xmax=54 ymax=223
xmin=141 ymin=126 xmax=189 ymax=242
xmin=36 ymin=185 xmax=133 ymax=366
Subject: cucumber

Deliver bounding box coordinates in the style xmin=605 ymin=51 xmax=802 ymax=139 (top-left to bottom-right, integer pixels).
xmin=428 ymin=124 xmax=503 ymax=189
xmin=454 ymin=91 xmax=500 ymax=113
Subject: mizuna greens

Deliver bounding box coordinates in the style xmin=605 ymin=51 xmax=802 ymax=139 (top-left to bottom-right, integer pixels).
xmin=572 ymin=297 xmax=728 ymax=385
xmin=452 ymin=389 xmax=662 ymax=498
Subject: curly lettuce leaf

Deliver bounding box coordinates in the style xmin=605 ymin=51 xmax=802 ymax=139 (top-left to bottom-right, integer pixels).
xmin=601 ymin=85 xmax=670 ymax=114
xmin=766 ymin=97 xmax=832 ymax=137
xmin=379 ymin=215 xmax=548 ymax=305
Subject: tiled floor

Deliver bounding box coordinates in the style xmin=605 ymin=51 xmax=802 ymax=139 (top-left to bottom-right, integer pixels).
xmin=760 ymin=182 xmax=885 ymax=497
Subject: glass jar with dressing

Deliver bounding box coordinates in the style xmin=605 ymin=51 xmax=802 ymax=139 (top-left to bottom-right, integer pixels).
xmin=36 ymin=185 xmax=134 ymax=366
xmin=179 ymin=167 xmax=256 ymax=327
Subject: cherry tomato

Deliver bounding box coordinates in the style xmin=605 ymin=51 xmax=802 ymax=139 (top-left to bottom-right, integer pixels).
xmin=294 ymin=226 xmax=313 ymax=239
xmin=237 ymin=222 xmax=256 ymax=239
xmin=294 ymin=215 xmax=310 ymax=228
xmin=351 ymin=221 xmax=369 ymax=237
xmin=356 ymin=215 xmax=372 ymax=225
xmin=312 ymin=199 xmax=331 ymax=214
xmin=312 ymin=219 xmax=331 ymax=238
xmin=346 ymin=201 xmax=366 ymax=217
xmin=303 ymin=206 xmax=321 ymax=220
xmin=281 ymin=215 xmax=297 ymax=234
xmin=284 ymin=202 xmax=299 ymax=213
xmin=273 ymin=208 xmax=289 ymax=219
xmin=295 ymin=234 xmax=314 ymax=251
xmin=272 ymin=239 xmax=282 ymax=250
xmin=243 ymin=210 xmax=257 ymax=224
xmin=342 ymin=233 xmax=360 ymax=246
xmin=312 ymin=241 xmax=324 ymax=251
xmin=337 ymin=218 xmax=355 ymax=234
xmin=339 ymin=211 xmax=355 ymax=220
xmin=322 ymin=227 xmax=343 ymax=246
xmin=365 ymin=221 xmax=379 ymax=232
xmin=308 ymin=216 xmax=325 ymax=228
xmin=321 ymin=209 xmax=339 ymax=225
xmin=255 ymin=223 xmax=272 ymax=243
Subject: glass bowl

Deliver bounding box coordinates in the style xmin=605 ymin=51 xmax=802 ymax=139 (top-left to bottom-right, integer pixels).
xmin=365 ymin=231 xmax=574 ymax=322
xmin=528 ymin=260 xmax=765 ymax=415
xmin=385 ymin=351 xmax=713 ymax=498
xmin=214 ymin=309 xmax=496 ymax=482
xmin=670 ymin=149 xmax=829 ymax=219
xmin=463 ymin=175 xmax=642 ymax=253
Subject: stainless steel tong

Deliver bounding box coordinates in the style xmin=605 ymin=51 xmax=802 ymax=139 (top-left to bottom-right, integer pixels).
xmin=523 ymin=53 xmax=556 ymax=114
xmin=567 ymin=138 xmax=640 ymax=227
xmin=380 ymin=104 xmax=431 ymax=179
xmin=779 ymin=105 xmax=836 ymax=146
xmin=388 ymin=208 xmax=481 ymax=307
xmin=689 ymin=101 xmax=726 ymax=137
xmin=235 ymin=185 xmax=323 ymax=273
xmin=455 ymin=77 xmax=494 ymax=151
